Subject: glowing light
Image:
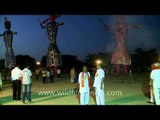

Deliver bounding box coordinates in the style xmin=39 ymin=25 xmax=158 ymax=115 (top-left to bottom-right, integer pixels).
xmin=96 ymin=60 xmax=102 ymax=65
xmin=36 ymin=61 xmax=41 ymax=65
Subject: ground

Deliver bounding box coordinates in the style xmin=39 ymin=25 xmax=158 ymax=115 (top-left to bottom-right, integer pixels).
xmin=0 ymin=72 xmax=153 ymax=105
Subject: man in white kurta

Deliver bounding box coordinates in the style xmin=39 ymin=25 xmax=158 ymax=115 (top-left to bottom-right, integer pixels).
xmin=93 ymin=64 xmax=105 ymax=105
xmin=78 ymin=66 xmax=90 ymax=105
xmin=150 ymin=63 xmax=160 ymax=105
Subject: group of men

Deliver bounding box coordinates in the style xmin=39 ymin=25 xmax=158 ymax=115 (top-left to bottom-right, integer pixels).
xmin=11 ymin=64 xmax=32 ymax=104
xmin=78 ymin=64 xmax=105 ymax=105
xmin=78 ymin=62 xmax=160 ymax=105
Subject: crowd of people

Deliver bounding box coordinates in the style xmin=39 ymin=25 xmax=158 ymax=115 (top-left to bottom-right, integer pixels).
xmin=1 ymin=63 xmax=106 ymax=105
xmin=0 ymin=65 xmax=62 ymax=104
xmin=1 ymin=61 xmax=160 ymax=105
xmin=35 ymin=67 xmax=61 ymax=84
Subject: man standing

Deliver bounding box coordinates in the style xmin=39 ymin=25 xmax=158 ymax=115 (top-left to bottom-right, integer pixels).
xmin=11 ymin=65 xmax=22 ymax=102
xmin=57 ymin=68 xmax=61 ymax=78
xmin=150 ymin=63 xmax=160 ymax=105
xmin=78 ymin=66 xmax=91 ymax=105
xmin=146 ymin=63 xmax=155 ymax=104
xmin=21 ymin=65 xmax=32 ymax=104
xmin=50 ymin=67 xmax=54 ymax=83
xmin=41 ymin=68 xmax=46 ymax=84
xmin=70 ymin=67 xmax=76 ymax=83
xmin=93 ymin=64 xmax=105 ymax=105
xmin=35 ymin=68 xmax=40 ymax=80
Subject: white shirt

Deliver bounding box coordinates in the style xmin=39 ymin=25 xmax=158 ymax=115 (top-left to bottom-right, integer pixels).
xmin=93 ymin=68 xmax=105 ymax=89
xmin=11 ymin=67 xmax=22 ymax=81
xmin=46 ymin=70 xmax=50 ymax=77
xmin=57 ymin=69 xmax=61 ymax=74
xmin=21 ymin=68 xmax=32 ymax=84
xmin=150 ymin=69 xmax=160 ymax=88
xmin=78 ymin=72 xmax=90 ymax=93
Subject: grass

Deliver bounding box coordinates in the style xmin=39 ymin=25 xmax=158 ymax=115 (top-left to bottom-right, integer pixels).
xmin=0 ymin=72 xmax=152 ymax=105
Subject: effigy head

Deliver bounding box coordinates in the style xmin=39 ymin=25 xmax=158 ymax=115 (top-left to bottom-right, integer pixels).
xmin=4 ymin=17 xmax=11 ymax=29
xmin=49 ymin=15 xmax=61 ymax=21
xmin=117 ymin=15 xmax=124 ymax=23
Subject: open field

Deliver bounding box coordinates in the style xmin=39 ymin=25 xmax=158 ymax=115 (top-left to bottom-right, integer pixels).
xmin=0 ymin=72 xmax=153 ymax=105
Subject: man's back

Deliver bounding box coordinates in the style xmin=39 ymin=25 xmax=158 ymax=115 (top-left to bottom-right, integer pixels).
xmin=151 ymin=69 xmax=160 ymax=87
xmin=11 ymin=67 xmax=22 ymax=80
xmin=22 ymin=68 xmax=32 ymax=84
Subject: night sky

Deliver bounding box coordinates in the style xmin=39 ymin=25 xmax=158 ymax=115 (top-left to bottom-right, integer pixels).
xmin=0 ymin=15 xmax=160 ymax=62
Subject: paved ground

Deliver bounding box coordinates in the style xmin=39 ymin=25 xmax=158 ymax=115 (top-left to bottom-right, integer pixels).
xmin=0 ymin=73 xmax=153 ymax=105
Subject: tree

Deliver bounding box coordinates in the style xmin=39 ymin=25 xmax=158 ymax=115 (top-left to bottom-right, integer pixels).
xmin=131 ymin=48 xmax=159 ymax=72
xmin=16 ymin=55 xmax=35 ymax=70
xmin=85 ymin=52 xmax=112 ymax=68
xmin=61 ymin=55 xmax=84 ymax=74
xmin=41 ymin=55 xmax=47 ymax=67
xmin=0 ymin=59 xmax=5 ymax=70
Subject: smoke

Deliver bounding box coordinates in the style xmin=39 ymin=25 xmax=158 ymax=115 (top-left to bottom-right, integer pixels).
xmin=105 ymin=41 xmax=116 ymax=53
xmin=104 ymin=15 xmax=160 ymax=54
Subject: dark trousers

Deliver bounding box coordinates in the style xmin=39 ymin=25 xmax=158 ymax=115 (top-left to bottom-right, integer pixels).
xmin=43 ymin=77 xmax=46 ymax=84
xmin=35 ymin=75 xmax=39 ymax=80
xmin=13 ymin=80 xmax=21 ymax=101
xmin=50 ymin=75 xmax=54 ymax=83
xmin=22 ymin=84 xmax=31 ymax=102
xmin=57 ymin=74 xmax=60 ymax=78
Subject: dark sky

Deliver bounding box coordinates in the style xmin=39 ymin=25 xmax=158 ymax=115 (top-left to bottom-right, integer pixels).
xmin=0 ymin=15 xmax=160 ymax=62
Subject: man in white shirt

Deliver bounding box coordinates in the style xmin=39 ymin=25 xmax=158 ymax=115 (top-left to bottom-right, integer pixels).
xmin=78 ymin=66 xmax=91 ymax=105
xmin=93 ymin=64 xmax=105 ymax=105
xmin=70 ymin=67 xmax=76 ymax=83
xmin=21 ymin=65 xmax=32 ymax=104
xmin=57 ymin=68 xmax=61 ymax=78
xmin=11 ymin=65 xmax=22 ymax=101
xmin=150 ymin=63 xmax=160 ymax=105
xmin=146 ymin=63 xmax=155 ymax=104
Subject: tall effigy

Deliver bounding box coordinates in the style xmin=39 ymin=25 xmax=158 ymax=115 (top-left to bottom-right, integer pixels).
xmin=100 ymin=15 xmax=141 ymax=75
xmin=0 ymin=17 xmax=17 ymax=69
xmin=40 ymin=15 xmax=64 ymax=67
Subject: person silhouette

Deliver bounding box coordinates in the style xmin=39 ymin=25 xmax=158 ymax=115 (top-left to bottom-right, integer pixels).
xmin=40 ymin=15 xmax=64 ymax=68
xmin=0 ymin=17 xmax=17 ymax=69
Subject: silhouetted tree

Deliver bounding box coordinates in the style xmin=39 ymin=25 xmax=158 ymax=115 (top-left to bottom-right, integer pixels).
xmin=61 ymin=55 xmax=84 ymax=74
xmin=131 ymin=48 xmax=159 ymax=72
xmin=0 ymin=59 xmax=5 ymax=70
xmin=85 ymin=52 xmax=112 ymax=68
xmin=16 ymin=55 xmax=35 ymax=70
xmin=41 ymin=55 xmax=47 ymax=67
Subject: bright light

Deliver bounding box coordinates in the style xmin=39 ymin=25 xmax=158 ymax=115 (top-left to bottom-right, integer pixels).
xmin=36 ymin=61 xmax=41 ymax=65
xmin=96 ymin=60 xmax=102 ymax=65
